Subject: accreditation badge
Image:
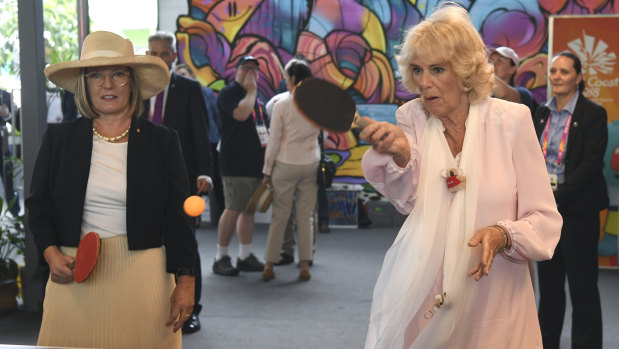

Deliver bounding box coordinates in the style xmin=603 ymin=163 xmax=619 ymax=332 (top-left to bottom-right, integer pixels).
xmin=549 ymin=173 xmax=558 ymax=191
xmin=256 ymin=124 xmax=269 ymax=147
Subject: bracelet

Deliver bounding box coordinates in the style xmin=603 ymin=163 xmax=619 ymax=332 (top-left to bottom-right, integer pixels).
xmin=491 ymin=225 xmax=508 ymax=253
xmin=175 ymin=268 xmax=195 ymax=278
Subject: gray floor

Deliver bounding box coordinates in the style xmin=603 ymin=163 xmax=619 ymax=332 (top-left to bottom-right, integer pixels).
xmin=1 ymin=223 xmax=617 ymax=348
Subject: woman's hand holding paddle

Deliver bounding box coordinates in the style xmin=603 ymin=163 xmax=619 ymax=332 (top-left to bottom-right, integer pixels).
xmin=358 ymin=116 xmax=411 ymax=167
xmin=43 ymin=245 xmax=75 ymax=284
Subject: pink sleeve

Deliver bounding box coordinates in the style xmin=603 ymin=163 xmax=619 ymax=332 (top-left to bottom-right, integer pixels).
xmin=499 ymin=108 xmax=562 ymax=261
xmin=361 ymin=102 xmax=424 ymax=215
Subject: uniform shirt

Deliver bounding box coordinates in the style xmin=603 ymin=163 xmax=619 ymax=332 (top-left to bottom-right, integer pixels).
xmin=540 ymin=91 xmax=579 ymax=184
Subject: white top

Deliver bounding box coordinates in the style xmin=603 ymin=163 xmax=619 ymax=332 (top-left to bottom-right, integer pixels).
xmin=265 ymin=91 xmax=289 ymax=116
xmin=262 ymin=93 xmax=320 ymax=175
xmin=81 ymin=136 xmax=128 ymax=239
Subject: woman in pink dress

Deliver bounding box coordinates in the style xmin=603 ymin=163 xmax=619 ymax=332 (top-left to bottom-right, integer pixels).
xmin=360 ymin=4 xmax=562 ymax=348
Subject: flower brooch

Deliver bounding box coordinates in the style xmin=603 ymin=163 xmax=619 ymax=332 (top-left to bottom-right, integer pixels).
xmin=441 ymin=168 xmax=466 ymax=193
xmin=424 ymin=292 xmax=448 ymax=319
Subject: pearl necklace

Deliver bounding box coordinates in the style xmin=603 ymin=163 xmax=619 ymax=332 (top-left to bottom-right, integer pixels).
xmin=92 ymin=126 xmax=130 ymax=142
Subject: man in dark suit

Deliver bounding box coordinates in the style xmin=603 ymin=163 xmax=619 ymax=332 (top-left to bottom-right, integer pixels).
xmin=143 ymin=31 xmax=212 ymax=334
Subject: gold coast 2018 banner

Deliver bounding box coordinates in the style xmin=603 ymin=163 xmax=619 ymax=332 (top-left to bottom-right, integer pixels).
xmin=550 ymin=15 xmax=619 ymax=267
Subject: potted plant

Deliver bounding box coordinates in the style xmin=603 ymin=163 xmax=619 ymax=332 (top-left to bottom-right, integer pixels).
xmin=0 ymin=197 xmax=25 ymax=312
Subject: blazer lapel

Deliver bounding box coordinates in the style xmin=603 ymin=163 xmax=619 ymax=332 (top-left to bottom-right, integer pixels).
xmin=565 ymin=94 xmax=585 ymax=161
xmin=163 ymin=73 xmax=177 ymax=127
xmin=72 ymin=118 xmax=94 ymax=223
xmin=534 ymin=106 xmax=551 ymax=138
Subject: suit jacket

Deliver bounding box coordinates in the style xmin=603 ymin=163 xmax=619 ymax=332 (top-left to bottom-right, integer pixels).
xmin=533 ymin=93 xmax=609 ymax=214
xmin=141 ymin=72 xmax=213 ymax=194
xmin=25 ymin=117 xmax=196 ymax=272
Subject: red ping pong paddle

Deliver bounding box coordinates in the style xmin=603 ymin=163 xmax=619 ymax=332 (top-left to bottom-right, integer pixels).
xmin=73 ymin=232 xmax=101 ymax=283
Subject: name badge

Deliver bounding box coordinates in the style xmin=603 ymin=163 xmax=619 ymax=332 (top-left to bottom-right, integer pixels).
xmin=256 ymin=124 xmax=269 ymax=147
xmin=549 ymin=173 xmax=558 ymax=191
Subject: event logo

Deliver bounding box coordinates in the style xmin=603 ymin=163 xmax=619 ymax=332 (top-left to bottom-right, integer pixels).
xmin=567 ymin=31 xmax=616 ymax=75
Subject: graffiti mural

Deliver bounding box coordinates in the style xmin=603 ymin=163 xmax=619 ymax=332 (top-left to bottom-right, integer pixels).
xmin=176 ymin=0 xmax=618 ymax=185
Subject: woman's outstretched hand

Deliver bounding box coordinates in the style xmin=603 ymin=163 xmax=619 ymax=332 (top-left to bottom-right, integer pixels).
xmin=467 ymin=226 xmax=509 ymax=281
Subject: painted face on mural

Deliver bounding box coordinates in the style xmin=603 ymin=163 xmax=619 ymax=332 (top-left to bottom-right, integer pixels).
xmin=206 ymin=0 xmax=261 ymax=43
xmin=410 ymin=58 xmax=469 ymax=120
xmin=549 ymin=55 xmax=583 ymax=99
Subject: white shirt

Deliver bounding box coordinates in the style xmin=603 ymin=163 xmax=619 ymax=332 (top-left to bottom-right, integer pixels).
xmin=81 ymin=137 xmax=128 ymax=239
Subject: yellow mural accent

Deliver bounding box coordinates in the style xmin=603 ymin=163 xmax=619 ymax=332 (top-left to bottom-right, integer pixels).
xmin=206 ymin=0 xmax=261 ymax=43
xmin=360 ymin=10 xmax=386 ymax=52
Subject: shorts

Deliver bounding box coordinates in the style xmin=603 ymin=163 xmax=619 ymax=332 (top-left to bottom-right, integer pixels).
xmin=222 ymin=176 xmax=263 ymax=211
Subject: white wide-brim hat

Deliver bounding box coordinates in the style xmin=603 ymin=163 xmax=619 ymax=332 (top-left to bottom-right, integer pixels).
xmin=44 ymin=31 xmax=170 ymax=99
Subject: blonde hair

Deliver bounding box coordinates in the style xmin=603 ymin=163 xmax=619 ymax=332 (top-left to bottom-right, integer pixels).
xmin=396 ymin=4 xmax=493 ymax=103
xmin=75 ymin=67 xmax=144 ymax=119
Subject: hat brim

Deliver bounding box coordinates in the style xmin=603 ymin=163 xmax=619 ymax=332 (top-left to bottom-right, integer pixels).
xmin=45 ymin=55 xmax=170 ymax=99
xmin=246 ymin=182 xmax=273 ymax=213
xmin=236 ymin=58 xmax=259 ymax=68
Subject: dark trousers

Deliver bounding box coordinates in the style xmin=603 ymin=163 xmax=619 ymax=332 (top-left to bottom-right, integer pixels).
xmin=538 ymin=212 xmax=602 ymax=349
xmin=190 ymin=224 xmax=203 ymax=315
xmin=317 ymin=185 xmax=329 ymax=225
xmin=208 ymin=143 xmax=225 ymax=226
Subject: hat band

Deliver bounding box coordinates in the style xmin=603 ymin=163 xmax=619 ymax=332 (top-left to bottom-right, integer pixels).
xmin=82 ymin=49 xmax=133 ymax=60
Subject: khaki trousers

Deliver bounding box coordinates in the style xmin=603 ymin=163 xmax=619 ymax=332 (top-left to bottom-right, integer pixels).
xmin=264 ymin=161 xmax=318 ymax=263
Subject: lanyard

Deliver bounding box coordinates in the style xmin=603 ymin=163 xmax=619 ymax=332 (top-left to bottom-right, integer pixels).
xmin=251 ymin=99 xmax=265 ymax=124
xmin=542 ymin=113 xmax=572 ymax=165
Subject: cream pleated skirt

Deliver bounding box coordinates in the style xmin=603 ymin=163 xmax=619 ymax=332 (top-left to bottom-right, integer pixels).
xmin=38 ymin=236 xmax=181 ymax=349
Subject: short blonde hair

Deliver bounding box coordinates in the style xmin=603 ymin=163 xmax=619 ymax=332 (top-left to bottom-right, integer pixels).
xmin=75 ymin=67 xmax=144 ymax=119
xmin=396 ymin=4 xmax=493 ymax=103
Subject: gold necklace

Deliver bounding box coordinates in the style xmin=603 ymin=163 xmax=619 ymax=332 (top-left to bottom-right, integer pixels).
xmin=92 ymin=126 xmax=130 ymax=142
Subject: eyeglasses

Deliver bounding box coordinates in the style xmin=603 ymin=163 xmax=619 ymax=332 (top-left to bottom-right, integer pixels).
xmin=85 ymin=71 xmax=130 ymax=87
xmin=147 ymin=51 xmax=173 ymax=59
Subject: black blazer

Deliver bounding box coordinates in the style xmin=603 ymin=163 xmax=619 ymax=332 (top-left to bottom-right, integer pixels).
xmin=533 ymin=93 xmax=609 ymax=214
xmin=141 ymin=73 xmax=213 ymax=194
xmin=25 ymin=117 xmax=196 ymax=272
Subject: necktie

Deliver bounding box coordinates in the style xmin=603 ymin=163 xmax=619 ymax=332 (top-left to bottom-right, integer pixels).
xmin=151 ymin=91 xmax=164 ymax=124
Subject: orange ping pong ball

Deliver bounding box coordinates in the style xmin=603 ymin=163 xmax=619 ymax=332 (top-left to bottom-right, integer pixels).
xmin=183 ymin=196 xmax=205 ymax=217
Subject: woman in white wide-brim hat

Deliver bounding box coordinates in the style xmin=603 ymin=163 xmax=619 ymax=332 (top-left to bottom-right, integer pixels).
xmin=26 ymin=31 xmax=196 ymax=348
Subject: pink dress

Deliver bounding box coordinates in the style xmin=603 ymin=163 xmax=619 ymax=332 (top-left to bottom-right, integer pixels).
xmin=362 ymin=97 xmax=562 ymax=348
